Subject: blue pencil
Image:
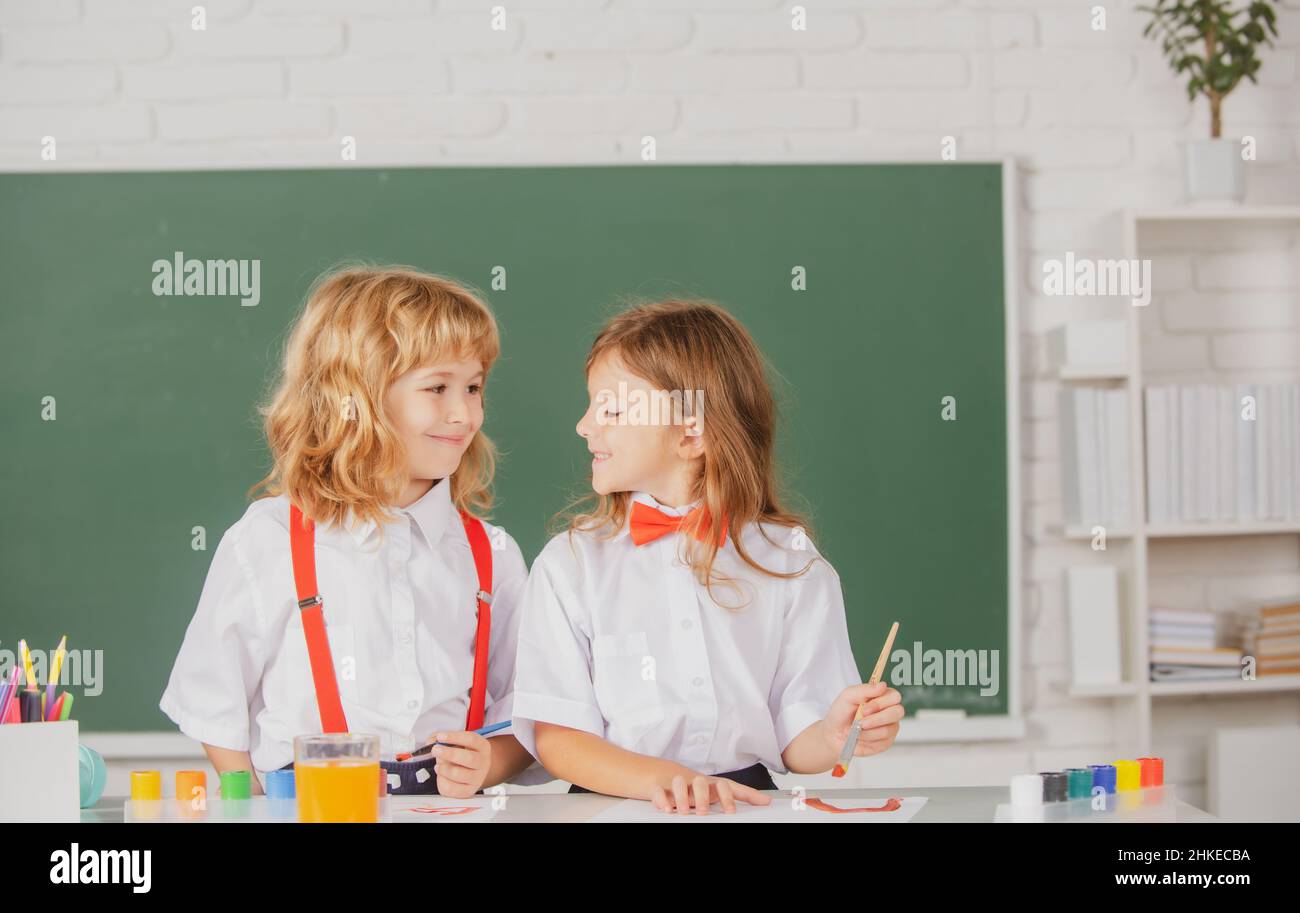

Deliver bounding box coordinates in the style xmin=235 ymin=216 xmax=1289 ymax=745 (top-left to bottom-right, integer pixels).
xmin=406 ymin=720 xmax=512 ymax=758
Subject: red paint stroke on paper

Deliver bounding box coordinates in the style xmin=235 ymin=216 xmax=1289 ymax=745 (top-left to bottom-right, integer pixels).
xmin=408 ymin=805 xmax=479 ymax=816
xmin=805 ymin=796 xmax=902 ymax=814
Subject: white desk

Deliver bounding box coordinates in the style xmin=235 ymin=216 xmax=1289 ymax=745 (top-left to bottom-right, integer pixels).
xmin=82 ymin=786 xmax=1218 ymax=823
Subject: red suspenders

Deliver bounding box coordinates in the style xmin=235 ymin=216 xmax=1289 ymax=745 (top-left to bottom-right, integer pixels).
xmin=288 ymin=502 xmax=494 ymax=735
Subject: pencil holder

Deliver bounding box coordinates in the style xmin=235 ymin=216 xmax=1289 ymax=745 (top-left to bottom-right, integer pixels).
xmin=0 ymin=719 xmax=80 ymax=822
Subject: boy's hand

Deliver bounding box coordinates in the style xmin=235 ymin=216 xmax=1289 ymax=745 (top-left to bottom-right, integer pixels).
xmin=429 ymin=730 xmax=492 ymax=798
xmin=823 ymin=682 xmax=904 ymax=758
xmin=649 ymin=774 xmax=774 ymax=816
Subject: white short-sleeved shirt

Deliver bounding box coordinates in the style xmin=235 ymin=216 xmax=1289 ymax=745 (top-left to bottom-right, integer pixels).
xmin=512 ymin=491 xmax=862 ymax=776
xmin=160 ymin=477 xmax=534 ymax=780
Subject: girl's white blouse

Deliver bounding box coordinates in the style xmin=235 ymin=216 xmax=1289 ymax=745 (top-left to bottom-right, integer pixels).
xmin=512 ymin=492 xmax=861 ymax=777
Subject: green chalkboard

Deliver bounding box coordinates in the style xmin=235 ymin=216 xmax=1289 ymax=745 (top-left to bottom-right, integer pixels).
xmin=0 ymin=164 xmax=1011 ymax=731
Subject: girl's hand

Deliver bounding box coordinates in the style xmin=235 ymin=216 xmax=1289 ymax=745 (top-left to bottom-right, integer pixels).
xmin=429 ymin=730 xmax=492 ymax=798
xmin=649 ymin=774 xmax=774 ymax=816
xmin=824 ymin=682 xmax=904 ymax=758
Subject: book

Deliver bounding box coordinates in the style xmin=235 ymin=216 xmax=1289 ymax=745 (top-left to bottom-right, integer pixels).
xmin=1151 ymin=637 xmax=1218 ymax=650
xmin=1257 ymin=637 xmax=1300 ymax=657
xmin=1257 ymin=622 xmax=1300 ymax=637
xmin=1150 ymin=648 xmax=1242 ymax=667
xmin=1285 ymin=385 xmax=1296 ymax=519
xmin=1141 ymin=383 xmax=1297 ymax=526
xmin=1150 ymin=621 xmax=1216 ymax=635
xmin=1150 ymin=608 xmax=1216 ymax=626
xmin=1061 ymin=387 xmax=1130 ymax=527
xmin=1197 ymin=384 xmax=1216 ymax=521
xmin=1106 ymin=388 xmax=1130 ymax=526
xmin=1293 ymin=384 xmax=1300 ymax=519
xmin=1151 ymin=664 xmax=1242 ymax=681
xmin=1257 ymin=660 xmax=1300 ymax=676
xmin=1169 ymin=384 xmax=1181 ymax=521
xmin=1256 ymin=385 xmax=1269 ymax=520
xmin=1218 ymin=386 xmax=1235 ymax=521
xmin=1181 ymin=386 xmax=1197 ymax=523
xmin=1060 ymin=388 xmax=1096 ymax=525
xmin=1146 ymin=386 xmax=1168 ymax=523
xmin=1269 ymin=385 xmax=1284 ymax=519
xmin=1097 ymin=386 xmax=1110 ymax=524
xmin=1237 ymin=384 xmax=1256 ymax=521
xmin=1260 ymin=601 xmax=1300 ymax=620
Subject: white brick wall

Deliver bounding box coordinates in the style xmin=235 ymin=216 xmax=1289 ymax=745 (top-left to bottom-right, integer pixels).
xmin=3 ymin=0 xmax=1299 ymax=800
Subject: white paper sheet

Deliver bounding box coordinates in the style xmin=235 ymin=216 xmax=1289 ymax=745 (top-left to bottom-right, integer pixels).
xmin=387 ymin=795 xmax=501 ymax=823
xmin=587 ymin=793 xmax=927 ymax=823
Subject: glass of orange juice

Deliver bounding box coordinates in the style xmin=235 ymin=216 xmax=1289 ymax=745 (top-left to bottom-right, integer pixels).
xmin=294 ymin=733 xmax=381 ymax=823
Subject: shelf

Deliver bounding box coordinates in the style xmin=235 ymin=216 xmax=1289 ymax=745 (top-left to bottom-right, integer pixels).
xmin=1149 ymin=674 xmax=1300 ymax=697
xmin=1060 ymin=525 xmax=1132 ymax=540
xmin=1129 ymin=206 xmax=1300 ymax=223
xmin=1057 ymin=365 xmax=1131 ymax=382
xmin=1069 ymin=682 xmax=1138 ymax=698
xmin=1054 ymin=522 xmax=1300 ymax=540
xmin=1145 ymin=522 xmax=1300 ymax=538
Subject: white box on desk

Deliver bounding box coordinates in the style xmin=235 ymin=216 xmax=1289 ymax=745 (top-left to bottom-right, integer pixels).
xmin=0 ymin=720 xmax=80 ymax=822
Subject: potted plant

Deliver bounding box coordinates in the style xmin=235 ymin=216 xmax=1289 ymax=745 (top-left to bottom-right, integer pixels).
xmin=1140 ymin=0 xmax=1280 ymax=203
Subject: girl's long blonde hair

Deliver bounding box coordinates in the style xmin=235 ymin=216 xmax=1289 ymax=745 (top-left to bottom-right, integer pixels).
xmin=564 ymin=299 xmax=813 ymax=602
xmin=251 ymin=265 xmax=500 ymax=530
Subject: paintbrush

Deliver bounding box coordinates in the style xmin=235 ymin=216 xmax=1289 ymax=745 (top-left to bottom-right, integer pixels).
xmin=832 ymin=621 xmax=899 ymax=778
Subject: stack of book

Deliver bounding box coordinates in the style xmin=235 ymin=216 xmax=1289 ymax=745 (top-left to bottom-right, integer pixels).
xmin=1238 ymin=601 xmax=1300 ymax=677
xmin=1060 ymin=387 xmax=1130 ymax=527
xmin=1149 ymin=608 xmax=1242 ymax=682
xmin=1145 ymin=383 xmax=1300 ymax=525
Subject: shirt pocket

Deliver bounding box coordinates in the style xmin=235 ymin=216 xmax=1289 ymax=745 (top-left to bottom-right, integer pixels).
xmin=282 ymin=616 xmax=360 ymax=708
xmin=591 ymin=631 xmax=664 ymax=739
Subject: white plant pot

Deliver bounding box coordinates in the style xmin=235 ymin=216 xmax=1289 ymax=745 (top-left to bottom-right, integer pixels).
xmin=1182 ymin=139 xmax=1245 ymax=204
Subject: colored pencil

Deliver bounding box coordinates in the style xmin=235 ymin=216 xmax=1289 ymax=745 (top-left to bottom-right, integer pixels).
xmin=45 ymin=635 xmax=66 ymax=718
xmin=399 ymin=720 xmax=513 ymax=760
xmin=0 ymin=667 xmax=19 ymax=725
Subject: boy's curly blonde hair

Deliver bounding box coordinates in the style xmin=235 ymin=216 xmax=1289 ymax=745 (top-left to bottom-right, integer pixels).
xmin=251 ymin=265 xmax=500 ymax=530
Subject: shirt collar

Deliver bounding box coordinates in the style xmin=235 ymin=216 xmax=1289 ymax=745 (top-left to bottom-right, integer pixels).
xmin=630 ymin=491 xmax=701 ymax=516
xmin=345 ymin=477 xmax=456 ymax=548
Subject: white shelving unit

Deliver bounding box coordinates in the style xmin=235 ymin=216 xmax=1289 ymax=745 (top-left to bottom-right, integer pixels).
xmin=1058 ymin=207 xmax=1300 ymax=753
xmin=1150 ymin=673 xmax=1300 ymax=698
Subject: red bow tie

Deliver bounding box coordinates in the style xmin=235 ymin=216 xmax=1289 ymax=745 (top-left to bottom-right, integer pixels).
xmin=629 ymin=500 xmax=728 ymax=547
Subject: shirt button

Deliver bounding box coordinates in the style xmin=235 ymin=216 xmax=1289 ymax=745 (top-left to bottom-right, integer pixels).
xmin=692 ymin=677 xmax=704 ymax=687
xmin=407 ymin=700 xmax=418 ymax=710
xmin=681 ymin=619 xmax=693 ymax=630
xmin=399 ymin=630 xmax=412 ymax=644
